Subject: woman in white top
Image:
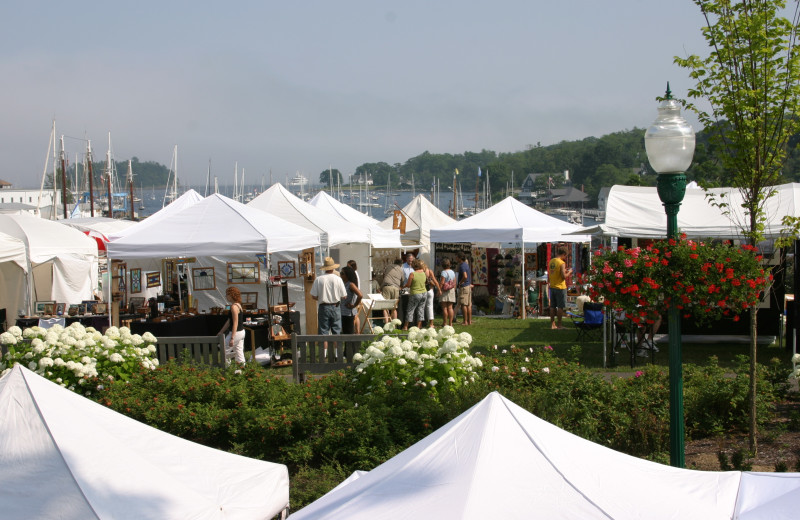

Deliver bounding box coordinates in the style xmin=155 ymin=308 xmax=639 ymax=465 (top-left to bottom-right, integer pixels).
xmin=438 ymin=258 xmax=457 ymax=327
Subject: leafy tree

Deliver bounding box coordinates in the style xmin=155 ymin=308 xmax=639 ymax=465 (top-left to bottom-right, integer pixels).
xmin=674 ymin=0 xmax=800 ymax=453
xmin=318 ymin=168 xmax=344 ymax=187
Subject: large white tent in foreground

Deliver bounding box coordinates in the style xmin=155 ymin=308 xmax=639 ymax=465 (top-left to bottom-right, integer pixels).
xmin=290 ymin=392 xmax=799 ymax=520
xmin=0 ymin=365 xmax=289 ymax=520
xmin=597 ymin=182 xmax=800 ymax=239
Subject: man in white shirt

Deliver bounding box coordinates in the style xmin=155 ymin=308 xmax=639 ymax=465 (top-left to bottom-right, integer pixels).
xmin=310 ymin=257 xmax=348 ymax=335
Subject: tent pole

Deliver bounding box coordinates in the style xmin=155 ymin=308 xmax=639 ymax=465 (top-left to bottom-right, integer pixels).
xmin=520 ymin=240 xmax=526 ymax=319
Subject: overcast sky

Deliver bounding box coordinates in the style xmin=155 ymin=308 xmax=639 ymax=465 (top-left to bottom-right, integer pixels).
xmin=0 ymin=0 xmax=711 ymax=188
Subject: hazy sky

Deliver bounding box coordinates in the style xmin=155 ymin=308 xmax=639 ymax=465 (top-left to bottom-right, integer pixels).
xmin=0 ymin=0 xmax=711 ymax=188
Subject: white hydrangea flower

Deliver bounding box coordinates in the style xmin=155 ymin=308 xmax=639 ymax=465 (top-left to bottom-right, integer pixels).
xmin=429 ymin=379 xmax=437 ymax=387
xmin=458 ymin=332 xmax=472 ymax=344
xmin=0 ymin=332 xmax=17 ymax=345
xmin=109 ymin=353 xmax=124 ymax=363
xmin=8 ymin=326 xmax=23 ymax=338
xmin=28 ymin=361 xmax=38 ymax=370
xmin=352 ymin=353 xmax=364 ymax=362
xmin=447 ymin=376 xmax=455 ymax=383
xmin=792 ymin=353 xmax=800 ymax=364
xmin=389 ymin=345 xmax=403 ymax=357
xmin=38 ymin=357 xmax=54 ymax=369
xmin=372 ymin=326 xmax=384 ymax=335
xmin=542 ymin=367 xmax=550 ymax=374
xmin=397 ymin=358 xmax=407 ymax=365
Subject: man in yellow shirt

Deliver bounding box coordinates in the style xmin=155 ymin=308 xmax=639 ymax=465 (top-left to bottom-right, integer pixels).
xmin=548 ymin=247 xmax=572 ymax=330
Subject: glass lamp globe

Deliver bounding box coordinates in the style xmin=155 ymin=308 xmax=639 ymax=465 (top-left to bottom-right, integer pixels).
xmin=645 ymin=87 xmax=696 ymax=174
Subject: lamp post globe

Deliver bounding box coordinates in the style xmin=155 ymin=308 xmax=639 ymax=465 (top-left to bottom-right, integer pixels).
xmin=645 ymin=83 xmax=695 ymax=468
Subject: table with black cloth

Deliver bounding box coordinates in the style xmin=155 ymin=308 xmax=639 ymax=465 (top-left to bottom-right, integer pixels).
xmin=130 ymin=314 xmax=211 ymax=337
xmin=16 ymin=315 xmax=137 ymax=331
xmin=129 ymin=311 xmax=301 ymax=346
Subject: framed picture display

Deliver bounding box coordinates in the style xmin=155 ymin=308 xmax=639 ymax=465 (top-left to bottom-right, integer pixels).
xmin=277 ymin=260 xmax=297 ymax=279
xmin=43 ymin=303 xmax=56 ymax=315
xmin=192 ymin=267 xmax=216 ymax=290
xmin=55 ymin=303 xmax=66 ymax=315
xmin=95 ymin=302 xmax=108 ymax=315
xmin=68 ymin=304 xmax=80 ymax=316
xmin=146 ymin=271 xmax=161 ymax=288
xmin=130 ymin=268 xmax=142 ymax=294
xmin=227 ymin=262 xmax=260 ymax=284
xmin=34 ymin=301 xmax=55 ymax=314
xmin=82 ymin=300 xmax=97 ymax=314
xmin=240 ymin=292 xmax=258 ymax=309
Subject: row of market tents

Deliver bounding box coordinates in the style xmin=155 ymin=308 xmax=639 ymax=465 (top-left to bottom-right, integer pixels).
xmin=4 ymin=182 xmax=800 ymax=326
xmin=2 ymin=364 xmax=796 ymax=519
xmin=0 ymin=183 xmax=591 ymax=324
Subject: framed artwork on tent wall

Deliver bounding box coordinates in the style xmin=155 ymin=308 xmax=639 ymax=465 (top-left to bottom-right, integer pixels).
xmin=146 ymin=271 xmax=161 ymax=288
xmin=227 ymin=262 xmax=260 ymax=284
xmin=277 ymin=261 xmax=296 ymax=279
xmin=192 ymin=267 xmax=216 ymax=290
xmin=130 ymin=268 xmax=142 ymax=294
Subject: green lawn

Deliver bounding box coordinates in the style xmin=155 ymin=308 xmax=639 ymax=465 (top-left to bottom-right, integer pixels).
xmin=451 ymin=316 xmax=793 ymax=372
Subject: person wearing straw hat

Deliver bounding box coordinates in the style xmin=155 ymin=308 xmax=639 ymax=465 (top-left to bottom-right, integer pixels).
xmin=310 ymin=257 xmax=348 ymax=335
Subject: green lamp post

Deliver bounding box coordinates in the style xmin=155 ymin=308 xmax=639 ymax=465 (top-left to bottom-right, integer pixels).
xmin=644 ymin=83 xmax=696 ymax=468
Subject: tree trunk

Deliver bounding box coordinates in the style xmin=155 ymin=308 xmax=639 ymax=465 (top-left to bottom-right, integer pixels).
xmin=748 ymin=305 xmax=758 ymax=455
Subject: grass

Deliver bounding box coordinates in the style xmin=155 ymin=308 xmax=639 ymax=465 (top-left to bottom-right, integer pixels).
xmin=450 ymin=316 xmax=794 ymax=372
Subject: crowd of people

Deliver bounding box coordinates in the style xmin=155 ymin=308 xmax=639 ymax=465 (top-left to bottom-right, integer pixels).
xmin=306 ymin=251 xmax=477 ymax=339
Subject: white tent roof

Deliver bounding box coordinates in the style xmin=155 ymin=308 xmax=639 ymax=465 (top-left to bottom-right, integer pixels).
xmin=107 ymin=189 xmax=204 ymax=241
xmin=107 ymin=193 xmax=320 ymax=259
xmin=379 ymin=194 xmax=456 ymax=246
xmin=0 ymin=365 xmax=289 ymax=520
xmin=0 ymin=230 xmax=26 ymax=268
xmin=308 ymin=191 xmax=402 ymax=248
xmin=290 ymin=392 xmax=799 ymax=520
xmin=0 ymin=213 xmax=98 ymax=264
xmin=248 ymin=184 xmax=370 ymax=248
xmin=430 ymin=196 xmax=591 ymax=245
xmin=60 ymin=216 xmax=138 ymax=238
xmin=603 ymin=183 xmax=800 ymax=239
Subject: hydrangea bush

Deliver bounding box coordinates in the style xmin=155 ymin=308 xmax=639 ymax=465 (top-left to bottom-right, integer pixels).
xmin=352 ymin=320 xmax=482 ymax=398
xmin=0 ymin=323 xmax=159 ymax=396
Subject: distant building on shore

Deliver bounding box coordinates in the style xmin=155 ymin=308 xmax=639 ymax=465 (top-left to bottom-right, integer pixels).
xmin=0 ymin=180 xmax=56 ymax=217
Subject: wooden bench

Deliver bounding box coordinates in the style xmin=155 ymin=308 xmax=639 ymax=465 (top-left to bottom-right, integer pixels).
xmin=156 ymin=334 xmax=226 ymax=368
xmin=291 ymin=333 xmax=376 ymax=383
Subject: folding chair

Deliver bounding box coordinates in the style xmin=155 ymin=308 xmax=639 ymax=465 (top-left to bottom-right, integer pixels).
xmin=610 ymin=314 xmax=634 ymax=368
xmin=568 ymin=302 xmax=604 ymax=342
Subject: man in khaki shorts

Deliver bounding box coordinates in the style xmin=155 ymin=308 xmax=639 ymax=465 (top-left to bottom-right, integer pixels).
xmin=380 ymin=258 xmax=403 ymax=322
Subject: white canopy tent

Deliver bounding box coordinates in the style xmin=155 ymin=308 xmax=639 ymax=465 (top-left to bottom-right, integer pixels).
xmin=248 ymin=184 xmax=371 ymax=251
xmin=106 ymin=189 xmax=205 ymax=241
xmin=430 ymin=196 xmax=591 ymax=245
xmin=108 ymin=193 xmax=319 ymax=259
xmin=598 ymin=182 xmax=800 ymax=239
xmin=290 ymin=391 xmax=799 ymax=520
xmin=249 ymin=184 xmax=376 ymax=292
xmin=0 ymin=214 xmax=99 ymax=315
xmin=107 ymin=194 xmax=321 ymax=314
xmin=379 ymin=194 xmax=456 ymax=264
xmin=308 ymin=191 xmax=402 ymax=249
xmin=0 ymin=231 xmax=27 ymax=322
xmin=0 ymin=364 xmax=289 ymax=520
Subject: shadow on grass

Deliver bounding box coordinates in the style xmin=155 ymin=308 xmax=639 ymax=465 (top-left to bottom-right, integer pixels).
xmin=455 ymin=316 xmax=793 ymax=372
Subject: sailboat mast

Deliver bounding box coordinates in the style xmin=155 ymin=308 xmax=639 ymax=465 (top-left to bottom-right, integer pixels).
xmin=106 ymin=134 xmax=113 ymax=219
xmin=87 ymin=140 xmax=95 ymax=217
xmin=128 ymin=160 xmax=135 ymax=220
xmin=474 ymin=167 xmax=480 ymax=212
xmin=59 ymin=136 xmax=68 ymax=219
